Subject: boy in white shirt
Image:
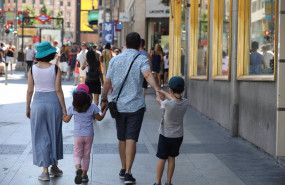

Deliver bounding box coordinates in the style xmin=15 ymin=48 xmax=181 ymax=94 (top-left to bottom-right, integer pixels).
xmin=155 ymin=76 xmax=188 ymax=185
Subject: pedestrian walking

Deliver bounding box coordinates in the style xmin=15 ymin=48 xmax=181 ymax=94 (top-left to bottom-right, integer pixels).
xmin=163 ymin=52 xmax=169 ymax=86
xmin=24 ymin=43 xmax=36 ymax=73
xmin=151 ymin=44 xmax=164 ymax=87
xmin=62 ymin=84 xmax=108 ymax=184
xmin=26 ymin=41 xmax=67 ymax=181
xmin=77 ymin=42 xmax=88 ymax=84
xmin=0 ymin=43 xmax=5 ymax=76
xmin=69 ymin=43 xmax=78 ymax=79
xmin=154 ymin=76 xmax=188 ymax=185
xmin=101 ymin=32 xmax=161 ymax=184
xmin=99 ymin=43 xmax=112 ymax=79
xmin=58 ymin=45 xmax=69 ymax=80
xmin=5 ymin=41 xmax=16 ymax=75
xmin=49 ymin=40 xmax=60 ymax=65
xmin=139 ymin=39 xmax=152 ymax=97
xmin=74 ymin=60 xmax=80 ymax=86
xmin=81 ymin=49 xmax=104 ymax=105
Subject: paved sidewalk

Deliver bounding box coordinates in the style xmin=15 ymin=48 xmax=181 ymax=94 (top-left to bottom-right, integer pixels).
xmin=1 ymin=71 xmax=285 ymax=185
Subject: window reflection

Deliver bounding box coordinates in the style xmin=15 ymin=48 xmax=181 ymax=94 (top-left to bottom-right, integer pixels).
xmin=249 ymin=0 xmax=275 ymax=75
xmin=181 ymin=3 xmax=186 ymax=76
xmin=221 ymin=0 xmax=230 ymax=75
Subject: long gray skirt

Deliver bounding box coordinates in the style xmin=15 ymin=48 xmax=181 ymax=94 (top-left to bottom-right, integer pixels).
xmin=30 ymin=91 xmax=63 ymax=167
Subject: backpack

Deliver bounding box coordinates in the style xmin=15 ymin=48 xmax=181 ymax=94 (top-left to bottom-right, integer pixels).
xmin=87 ymin=66 xmax=100 ymax=81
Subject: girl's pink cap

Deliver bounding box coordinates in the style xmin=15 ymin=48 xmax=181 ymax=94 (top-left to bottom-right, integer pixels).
xmin=76 ymin=84 xmax=89 ymax=94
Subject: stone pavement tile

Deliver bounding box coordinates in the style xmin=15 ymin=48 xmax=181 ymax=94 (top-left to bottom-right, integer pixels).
xmin=188 ymin=154 xmax=246 ymax=185
xmin=0 ymin=155 xmax=20 ymax=183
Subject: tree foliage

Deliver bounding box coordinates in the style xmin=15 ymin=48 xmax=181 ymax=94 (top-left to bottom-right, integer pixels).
xmin=22 ymin=5 xmax=36 ymax=26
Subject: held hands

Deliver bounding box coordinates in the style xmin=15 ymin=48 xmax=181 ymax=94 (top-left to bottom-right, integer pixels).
xmin=26 ymin=108 xmax=31 ymax=119
xmin=100 ymin=101 xmax=108 ymax=113
xmin=156 ymin=89 xmax=166 ymax=101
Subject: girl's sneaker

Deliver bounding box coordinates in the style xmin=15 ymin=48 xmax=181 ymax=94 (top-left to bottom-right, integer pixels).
xmin=38 ymin=172 xmax=50 ymax=181
xmin=74 ymin=168 xmax=83 ymax=184
xmin=119 ymin=169 xmax=126 ymax=179
xmin=124 ymin=173 xmax=136 ymax=184
xmin=82 ymin=174 xmax=89 ymax=182
xmin=49 ymin=166 xmax=63 ymax=176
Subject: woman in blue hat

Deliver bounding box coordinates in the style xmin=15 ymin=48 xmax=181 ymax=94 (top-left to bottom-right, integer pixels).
xmin=26 ymin=41 xmax=67 ymax=181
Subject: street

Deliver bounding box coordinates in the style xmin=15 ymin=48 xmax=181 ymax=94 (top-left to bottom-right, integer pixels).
xmin=1 ymin=71 xmax=285 ymax=185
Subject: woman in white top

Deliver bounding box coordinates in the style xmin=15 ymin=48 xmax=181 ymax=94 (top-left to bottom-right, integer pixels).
xmin=163 ymin=51 xmax=169 ymax=86
xmin=26 ymin=41 xmax=67 ymax=181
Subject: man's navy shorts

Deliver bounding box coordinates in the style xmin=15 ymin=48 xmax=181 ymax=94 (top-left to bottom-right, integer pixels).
xmin=156 ymin=134 xmax=183 ymax=159
xmin=115 ymin=108 xmax=145 ymax=142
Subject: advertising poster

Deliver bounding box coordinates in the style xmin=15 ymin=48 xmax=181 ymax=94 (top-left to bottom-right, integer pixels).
xmin=80 ymin=11 xmax=98 ymax=32
xmin=41 ymin=29 xmax=62 ymax=46
xmin=5 ymin=12 xmax=14 ymax=25
xmin=18 ymin=28 xmax=37 ymax=36
xmin=81 ymin=0 xmax=98 ymax=10
xmin=102 ymin=22 xmax=114 ymax=44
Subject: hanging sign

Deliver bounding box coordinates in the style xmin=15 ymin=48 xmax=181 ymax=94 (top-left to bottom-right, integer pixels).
xmin=102 ymin=21 xmax=114 ymax=44
xmin=35 ymin=13 xmax=51 ymax=24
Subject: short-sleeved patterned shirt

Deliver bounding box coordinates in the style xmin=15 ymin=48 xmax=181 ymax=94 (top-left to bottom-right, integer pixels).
xmin=106 ymin=48 xmax=150 ymax=113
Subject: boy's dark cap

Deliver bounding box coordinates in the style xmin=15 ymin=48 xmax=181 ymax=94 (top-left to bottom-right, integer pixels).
xmin=168 ymin=76 xmax=184 ymax=90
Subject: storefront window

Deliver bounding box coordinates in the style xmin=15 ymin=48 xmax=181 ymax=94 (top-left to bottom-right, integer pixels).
xmin=248 ymin=0 xmax=275 ymax=75
xmin=197 ymin=0 xmax=208 ymax=76
xmin=190 ymin=0 xmax=210 ymax=79
xmin=212 ymin=0 xmax=231 ymax=79
xmin=181 ymin=2 xmax=186 ymax=76
xmin=237 ymin=0 xmax=277 ymax=80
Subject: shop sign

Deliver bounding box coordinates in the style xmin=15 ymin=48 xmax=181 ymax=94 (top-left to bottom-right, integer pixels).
xmin=146 ymin=0 xmax=170 ymax=18
xmin=18 ymin=28 xmax=37 ymax=36
xmin=103 ymin=21 xmax=114 ymax=44
xmin=35 ymin=14 xmax=51 ymax=24
xmin=116 ymin=22 xmax=123 ymax=31
xmin=119 ymin=12 xmax=130 ymax=22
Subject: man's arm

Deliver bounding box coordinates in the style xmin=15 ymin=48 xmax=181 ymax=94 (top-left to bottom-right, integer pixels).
xmin=100 ymin=77 xmax=111 ymax=112
xmin=142 ymin=70 xmax=162 ymax=99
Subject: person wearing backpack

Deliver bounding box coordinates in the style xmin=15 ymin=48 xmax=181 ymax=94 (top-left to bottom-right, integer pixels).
xmin=82 ymin=49 xmax=104 ymax=105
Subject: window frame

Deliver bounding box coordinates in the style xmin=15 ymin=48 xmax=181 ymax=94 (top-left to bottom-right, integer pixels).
xmin=237 ymin=0 xmax=278 ymax=81
xmin=212 ymin=0 xmax=232 ymax=81
xmin=189 ymin=0 xmax=211 ymax=80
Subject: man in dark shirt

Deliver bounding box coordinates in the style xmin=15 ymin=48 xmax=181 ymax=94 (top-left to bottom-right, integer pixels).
xmin=69 ymin=43 xmax=78 ymax=79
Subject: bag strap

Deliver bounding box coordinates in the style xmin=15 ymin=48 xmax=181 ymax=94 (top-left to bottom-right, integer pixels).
xmin=115 ymin=53 xmax=140 ymax=102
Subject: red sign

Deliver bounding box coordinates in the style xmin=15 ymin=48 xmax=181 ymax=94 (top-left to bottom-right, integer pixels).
xmin=18 ymin=11 xmax=29 ymax=24
xmin=33 ymin=35 xmax=40 ymax=43
xmin=35 ymin=13 xmax=51 ymax=24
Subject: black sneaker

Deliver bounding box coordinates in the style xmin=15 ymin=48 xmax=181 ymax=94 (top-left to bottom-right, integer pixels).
xmin=82 ymin=174 xmax=89 ymax=182
xmin=74 ymin=168 xmax=83 ymax=184
xmin=119 ymin=169 xmax=126 ymax=179
xmin=124 ymin=173 xmax=136 ymax=184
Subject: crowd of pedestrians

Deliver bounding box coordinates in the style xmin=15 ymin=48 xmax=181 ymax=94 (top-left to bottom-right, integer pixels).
xmin=25 ymin=32 xmax=187 ymax=185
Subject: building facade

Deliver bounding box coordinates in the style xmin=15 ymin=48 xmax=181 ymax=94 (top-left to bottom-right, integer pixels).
xmin=168 ymin=0 xmax=285 ymax=159
xmin=3 ymin=0 xmax=76 ymax=45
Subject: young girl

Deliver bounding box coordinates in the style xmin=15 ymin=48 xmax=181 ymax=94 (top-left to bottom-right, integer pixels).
xmin=62 ymin=84 xmax=108 ymax=184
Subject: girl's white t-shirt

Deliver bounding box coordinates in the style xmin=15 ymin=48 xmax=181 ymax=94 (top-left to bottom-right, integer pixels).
xmin=164 ymin=55 xmax=169 ymax=69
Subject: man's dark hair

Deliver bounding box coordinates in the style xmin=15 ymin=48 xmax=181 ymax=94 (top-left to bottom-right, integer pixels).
xmin=35 ymin=52 xmax=56 ymax=62
xmin=1 ymin=43 xmax=4 ymax=47
xmin=251 ymin=41 xmax=259 ymax=51
xmin=126 ymin=32 xmax=141 ymax=50
xmin=92 ymin=45 xmax=97 ymax=50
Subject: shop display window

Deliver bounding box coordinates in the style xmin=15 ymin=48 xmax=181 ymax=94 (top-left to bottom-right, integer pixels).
xmin=237 ymin=0 xmax=278 ymax=81
xmin=212 ymin=0 xmax=232 ymax=80
xmin=190 ymin=0 xmax=210 ymax=79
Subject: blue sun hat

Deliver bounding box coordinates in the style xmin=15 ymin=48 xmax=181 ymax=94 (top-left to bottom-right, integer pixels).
xmin=35 ymin=41 xmax=57 ymax=58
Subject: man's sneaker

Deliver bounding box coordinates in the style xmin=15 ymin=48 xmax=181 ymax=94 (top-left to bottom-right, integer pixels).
xmin=119 ymin=169 xmax=126 ymax=179
xmin=124 ymin=173 xmax=136 ymax=184
xmin=74 ymin=168 xmax=83 ymax=184
xmin=82 ymin=174 xmax=89 ymax=182
xmin=165 ymin=183 xmax=172 ymax=185
xmin=38 ymin=172 xmax=50 ymax=181
xmin=49 ymin=166 xmax=63 ymax=177
xmin=154 ymin=183 xmax=161 ymax=185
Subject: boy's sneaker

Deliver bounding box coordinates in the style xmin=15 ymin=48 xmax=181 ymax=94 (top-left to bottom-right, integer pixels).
xmin=154 ymin=183 xmax=161 ymax=185
xmin=38 ymin=172 xmax=50 ymax=181
xmin=165 ymin=183 xmax=172 ymax=185
xmin=124 ymin=173 xmax=136 ymax=184
xmin=82 ymin=174 xmax=89 ymax=182
xmin=119 ymin=169 xmax=126 ymax=179
xmin=49 ymin=166 xmax=63 ymax=176
xmin=74 ymin=168 xmax=83 ymax=184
